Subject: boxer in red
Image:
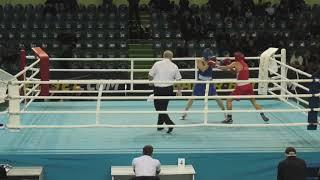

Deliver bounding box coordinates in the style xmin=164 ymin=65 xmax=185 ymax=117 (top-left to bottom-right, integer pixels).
xmin=217 ymin=52 xmax=269 ymax=124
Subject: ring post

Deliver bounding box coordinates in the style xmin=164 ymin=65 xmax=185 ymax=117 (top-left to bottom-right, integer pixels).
xmin=32 ymin=47 xmax=50 ymax=96
xmin=280 ymin=49 xmax=287 ymax=96
xmin=19 ymin=50 xmax=26 ymax=81
xmin=307 ymin=71 xmax=320 ymax=130
xmin=19 ymin=50 xmax=27 ymax=105
xmin=8 ymin=82 xmax=20 ymax=129
xmin=204 ymin=82 xmax=209 ymax=125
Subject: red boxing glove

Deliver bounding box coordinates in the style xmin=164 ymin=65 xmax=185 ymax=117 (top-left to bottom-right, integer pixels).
xmin=207 ymin=60 xmax=216 ymax=67
xmin=221 ymin=58 xmax=232 ymax=66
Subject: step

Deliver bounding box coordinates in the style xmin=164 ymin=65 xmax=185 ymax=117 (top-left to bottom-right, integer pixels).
xmin=128 ymin=49 xmax=153 ymax=54
xmin=129 ymin=44 xmax=153 ymax=49
xmin=129 ymin=54 xmax=154 ymax=58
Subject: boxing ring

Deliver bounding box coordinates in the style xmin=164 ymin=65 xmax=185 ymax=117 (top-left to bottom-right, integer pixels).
xmin=0 ymin=47 xmax=319 ymax=180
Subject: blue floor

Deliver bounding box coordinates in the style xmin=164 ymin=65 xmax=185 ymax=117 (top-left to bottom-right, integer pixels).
xmin=0 ymin=100 xmax=319 ymax=180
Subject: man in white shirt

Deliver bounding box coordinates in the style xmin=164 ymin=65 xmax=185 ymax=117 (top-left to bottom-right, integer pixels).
xmin=132 ymin=145 xmax=161 ymax=180
xmin=148 ymin=50 xmax=182 ymax=133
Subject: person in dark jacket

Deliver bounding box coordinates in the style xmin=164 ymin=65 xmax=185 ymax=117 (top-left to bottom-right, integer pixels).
xmin=0 ymin=166 xmax=7 ymax=179
xmin=277 ymin=147 xmax=307 ymax=180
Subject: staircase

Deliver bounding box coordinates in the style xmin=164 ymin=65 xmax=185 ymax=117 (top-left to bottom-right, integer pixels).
xmin=128 ymin=40 xmax=154 ymax=79
xmin=127 ymin=10 xmax=155 ymax=79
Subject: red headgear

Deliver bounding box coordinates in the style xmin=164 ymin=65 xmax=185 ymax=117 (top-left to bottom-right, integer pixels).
xmin=234 ymin=52 xmax=245 ymax=62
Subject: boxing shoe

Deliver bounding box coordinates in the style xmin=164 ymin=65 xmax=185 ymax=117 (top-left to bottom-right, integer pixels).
xmin=180 ymin=113 xmax=187 ymax=120
xmin=221 ymin=117 xmax=233 ymax=124
xmin=261 ymin=113 xmax=270 ymax=123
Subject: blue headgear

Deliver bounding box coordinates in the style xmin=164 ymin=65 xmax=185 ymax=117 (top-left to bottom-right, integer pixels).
xmin=202 ymin=48 xmax=214 ymax=61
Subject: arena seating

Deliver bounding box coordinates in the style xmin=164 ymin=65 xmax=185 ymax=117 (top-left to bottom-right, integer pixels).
xmin=0 ymin=1 xmax=319 ymax=72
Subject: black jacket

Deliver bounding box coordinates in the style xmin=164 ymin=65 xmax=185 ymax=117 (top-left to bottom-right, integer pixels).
xmin=277 ymin=157 xmax=307 ymax=180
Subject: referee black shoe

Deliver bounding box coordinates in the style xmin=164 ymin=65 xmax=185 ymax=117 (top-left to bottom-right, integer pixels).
xmin=157 ymin=128 xmax=164 ymax=131
xmin=167 ymin=127 xmax=173 ymax=133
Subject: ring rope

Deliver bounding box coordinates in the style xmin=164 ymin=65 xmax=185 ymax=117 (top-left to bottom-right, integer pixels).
xmin=26 ymin=69 xmax=40 ymax=81
xmin=268 ymin=68 xmax=309 ymax=91
xmin=47 ymin=89 xmax=261 ymax=94
xmin=23 ymin=91 xmax=40 ymax=111
xmin=12 ymin=93 xmax=319 ymax=100
xmin=271 ymin=57 xmax=312 ymax=78
xmin=14 ymin=59 xmax=40 ymax=79
xmin=49 ymin=67 xmax=261 ymax=72
xmin=271 ymin=82 xmax=309 ymax=105
xmin=11 ymin=79 xmax=320 ymax=85
xmin=7 ymin=122 xmax=318 ymax=129
xmin=268 ymin=90 xmax=307 ymax=115
xmin=17 ymin=108 xmax=316 ymax=114
xmin=25 ymin=55 xmax=282 ymax=61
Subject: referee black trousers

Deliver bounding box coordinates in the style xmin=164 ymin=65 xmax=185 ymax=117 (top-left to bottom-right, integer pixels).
xmin=153 ymin=86 xmax=175 ymax=126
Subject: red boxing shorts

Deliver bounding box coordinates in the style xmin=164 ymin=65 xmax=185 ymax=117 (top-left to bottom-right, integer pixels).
xmin=231 ymin=83 xmax=254 ymax=100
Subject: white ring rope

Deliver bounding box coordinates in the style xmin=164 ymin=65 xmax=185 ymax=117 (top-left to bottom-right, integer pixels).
xmin=12 ymin=94 xmax=320 ymax=100
xmin=49 ymin=67 xmax=261 ymax=72
xmin=271 ymin=57 xmax=312 ymax=78
xmin=11 ymin=79 xmax=320 ymax=85
xmin=49 ymin=57 xmax=262 ymax=61
xmin=25 ymin=55 xmax=282 ymax=61
xmin=23 ymin=91 xmax=40 ymax=111
xmin=26 ymin=69 xmax=40 ymax=81
xmin=268 ymin=68 xmax=309 ymax=92
xmin=21 ymin=84 xmax=40 ymax=102
xmin=6 ymin=122 xmax=318 ymax=129
xmin=268 ymin=90 xmax=307 ymax=115
xmin=16 ymin=108 xmax=318 ymax=114
xmin=47 ymin=89 xmax=260 ymax=94
xmin=14 ymin=59 xmax=40 ymax=78
xmin=271 ymin=82 xmax=309 ymax=105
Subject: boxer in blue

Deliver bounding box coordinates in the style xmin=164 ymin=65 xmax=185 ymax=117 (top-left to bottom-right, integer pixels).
xmin=181 ymin=48 xmax=226 ymax=120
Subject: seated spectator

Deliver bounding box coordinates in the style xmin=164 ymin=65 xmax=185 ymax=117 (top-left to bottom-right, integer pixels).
xmin=277 ymin=147 xmax=306 ymax=180
xmin=132 ymin=145 xmax=160 ymax=180
xmin=289 ymin=51 xmax=304 ymax=70
xmin=265 ymin=2 xmax=275 ymax=17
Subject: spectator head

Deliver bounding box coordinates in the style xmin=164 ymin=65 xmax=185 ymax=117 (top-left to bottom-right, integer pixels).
xmin=143 ymin=145 xmax=154 ymax=156
xmin=223 ymin=51 xmax=230 ymax=57
xmin=163 ymin=50 xmax=173 ymax=60
xmin=285 ymin=147 xmax=297 ymax=157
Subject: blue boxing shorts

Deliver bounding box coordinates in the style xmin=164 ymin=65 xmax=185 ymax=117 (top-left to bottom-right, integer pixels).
xmin=193 ymin=83 xmax=217 ymax=96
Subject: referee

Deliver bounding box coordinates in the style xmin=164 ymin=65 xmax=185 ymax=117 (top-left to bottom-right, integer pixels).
xmin=148 ymin=50 xmax=182 ymax=133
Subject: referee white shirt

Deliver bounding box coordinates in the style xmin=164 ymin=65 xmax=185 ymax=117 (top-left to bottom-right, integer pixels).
xmin=132 ymin=155 xmax=161 ymax=177
xmin=149 ymin=58 xmax=182 ymax=87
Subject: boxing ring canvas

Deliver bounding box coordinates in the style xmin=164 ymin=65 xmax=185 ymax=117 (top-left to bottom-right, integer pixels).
xmin=0 ymin=100 xmax=320 ymax=180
